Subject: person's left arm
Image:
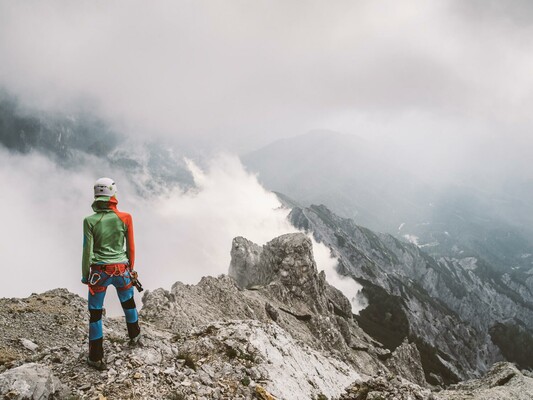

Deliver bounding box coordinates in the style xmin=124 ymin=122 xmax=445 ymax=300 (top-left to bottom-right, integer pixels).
xmin=125 ymin=214 xmax=135 ymax=269
xmin=81 ymin=218 xmax=93 ymax=283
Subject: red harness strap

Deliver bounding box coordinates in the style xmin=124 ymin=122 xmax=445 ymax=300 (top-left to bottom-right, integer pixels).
xmin=92 ymin=263 xmax=128 ymax=275
xmin=89 ymin=264 xmax=133 ymax=294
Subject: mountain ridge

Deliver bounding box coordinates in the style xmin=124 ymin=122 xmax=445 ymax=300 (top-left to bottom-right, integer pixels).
xmin=1 ymin=231 xmax=532 ymax=399
xmin=242 ymin=131 xmax=533 ymax=274
xmin=287 ymin=202 xmax=533 ymax=383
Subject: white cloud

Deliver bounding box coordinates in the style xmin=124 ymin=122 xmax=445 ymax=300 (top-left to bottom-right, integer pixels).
xmin=311 ymin=238 xmax=367 ymax=314
xmin=0 ymin=149 xmax=365 ymax=314
xmin=138 ymin=155 xmax=295 ymax=288
xmin=0 ymin=149 xmax=94 ymax=298
xmin=1 ymin=0 xmax=532 ymax=158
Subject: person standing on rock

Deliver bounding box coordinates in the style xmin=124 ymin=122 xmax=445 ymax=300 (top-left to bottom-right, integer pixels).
xmin=81 ymin=177 xmax=141 ymax=370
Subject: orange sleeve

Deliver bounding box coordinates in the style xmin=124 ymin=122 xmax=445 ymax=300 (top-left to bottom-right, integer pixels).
xmin=126 ymin=215 xmax=135 ymax=269
xmin=113 ymin=210 xmax=136 ymax=269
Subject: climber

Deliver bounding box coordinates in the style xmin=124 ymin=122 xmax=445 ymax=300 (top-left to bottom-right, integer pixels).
xmin=81 ymin=177 xmax=141 ymax=370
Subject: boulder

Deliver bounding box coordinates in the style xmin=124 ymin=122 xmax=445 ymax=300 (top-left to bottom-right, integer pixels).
xmin=0 ymin=363 xmax=69 ymax=400
xmin=386 ymin=340 xmax=427 ymax=387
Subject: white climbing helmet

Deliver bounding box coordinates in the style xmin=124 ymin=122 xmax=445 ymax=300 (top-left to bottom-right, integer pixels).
xmin=94 ymin=177 xmax=117 ymax=197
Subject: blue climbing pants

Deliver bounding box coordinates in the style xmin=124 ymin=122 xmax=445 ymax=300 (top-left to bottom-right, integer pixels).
xmin=87 ymin=265 xmax=140 ymax=361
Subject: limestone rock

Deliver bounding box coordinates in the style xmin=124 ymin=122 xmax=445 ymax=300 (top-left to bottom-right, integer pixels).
xmin=19 ymin=339 xmax=38 ymax=352
xmin=255 ymin=384 xmax=278 ymax=400
xmin=2 ymin=231 xmax=529 ymax=400
xmin=437 ymin=362 xmax=533 ymax=400
xmin=229 ymin=236 xmax=263 ymax=289
xmin=265 ymin=302 xmax=279 ymax=322
xmin=183 ymin=320 xmax=360 ymax=400
xmin=230 ymin=233 xmax=327 ymax=314
xmin=288 ymin=205 xmax=511 ymax=383
xmin=341 ymin=362 xmax=533 ymax=400
xmin=387 ymin=340 xmax=427 ymax=387
xmin=340 ymin=373 xmax=433 ymax=400
xmin=0 ymin=363 xmax=69 ymax=400
xmin=143 ymin=233 xmax=382 ymax=375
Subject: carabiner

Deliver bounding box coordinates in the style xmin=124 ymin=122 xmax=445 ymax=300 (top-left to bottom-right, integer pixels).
xmin=89 ymin=271 xmax=102 ymax=286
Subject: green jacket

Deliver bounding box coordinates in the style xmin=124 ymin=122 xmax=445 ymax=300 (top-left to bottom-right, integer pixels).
xmin=82 ymin=196 xmax=135 ymax=280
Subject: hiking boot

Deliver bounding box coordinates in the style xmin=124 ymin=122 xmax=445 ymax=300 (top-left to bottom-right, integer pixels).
xmin=87 ymin=357 xmax=107 ymax=371
xmin=129 ymin=333 xmax=142 ymax=347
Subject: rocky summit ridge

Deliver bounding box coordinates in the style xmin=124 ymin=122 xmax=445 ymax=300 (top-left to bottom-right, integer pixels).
xmin=1 ymin=233 xmax=532 ymax=399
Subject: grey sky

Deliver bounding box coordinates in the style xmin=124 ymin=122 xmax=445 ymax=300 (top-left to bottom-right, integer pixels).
xmin=0 ymin=0 xmax=532 ymax=176
xmin=1 ymin=0 xmax=532 ymax=310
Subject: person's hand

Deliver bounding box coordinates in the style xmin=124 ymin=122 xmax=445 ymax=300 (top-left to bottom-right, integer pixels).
xmin=81 ymin=277 xmax=88 ymax=284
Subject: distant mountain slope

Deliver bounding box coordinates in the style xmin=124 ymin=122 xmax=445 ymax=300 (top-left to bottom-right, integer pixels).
xmin=288 ymin=203 xmax=533 ymax=384
xmin=243 ymin=130 xmax=433 ymax=230
xmin=242 ymin=131 xmax=533 ymax=273
xmin=0 ymin=91 xmax=194 ymax=192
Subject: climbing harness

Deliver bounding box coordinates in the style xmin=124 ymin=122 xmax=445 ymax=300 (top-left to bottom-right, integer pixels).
xmin=88 ymin=263 xmax=133 ymax=295
xmin=93 ymin=263 xmax=129 ymax=276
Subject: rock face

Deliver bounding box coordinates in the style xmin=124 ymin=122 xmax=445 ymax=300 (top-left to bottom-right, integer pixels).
xmin=230 ymin=233 xmax=330 ymax=314
xmin=228 ymin=236 xmax=264 ymax=289
xmin=289 ymin=204 xmax=533 ymax=384
xmin=143 ymin=234 xmax=374 ymax=363
xmin=386 ymin=340 xmax=427 ymax=387
xmin=141 ymin=232 xmax=397 ymax=398
xmin=181 ymin=320 xmax=360 ymax=400
xmin=340 ymin=373 xmax=434 ymax=400
xmin=339 ymin=362 xmax=533 ymax=400
xmin=437 ymin=362 xmax=533 ymax=400
xmin=0 ymin=363 xmax=68 ymax=400
xmin=0 ymin=233 xmax=531 ymax=399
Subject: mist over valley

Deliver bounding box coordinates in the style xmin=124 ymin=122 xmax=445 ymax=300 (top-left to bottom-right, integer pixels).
xmin=1 ymin=1 xmax=533 ymax=398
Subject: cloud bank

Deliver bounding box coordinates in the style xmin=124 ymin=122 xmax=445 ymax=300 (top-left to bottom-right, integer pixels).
xmin=1 ymin=0 xmax=529 ymax=313
xmin=1 ymin=0 xmax=532 ymax=170
xmin=0 ymin=148 xmax=365 ymax=314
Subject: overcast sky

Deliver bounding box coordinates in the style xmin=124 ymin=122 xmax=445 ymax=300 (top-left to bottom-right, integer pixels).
xmin=1 ymin=0 xmax=532 ymax=167
xmin=1 ymin=0 xmax=532 ymax=307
